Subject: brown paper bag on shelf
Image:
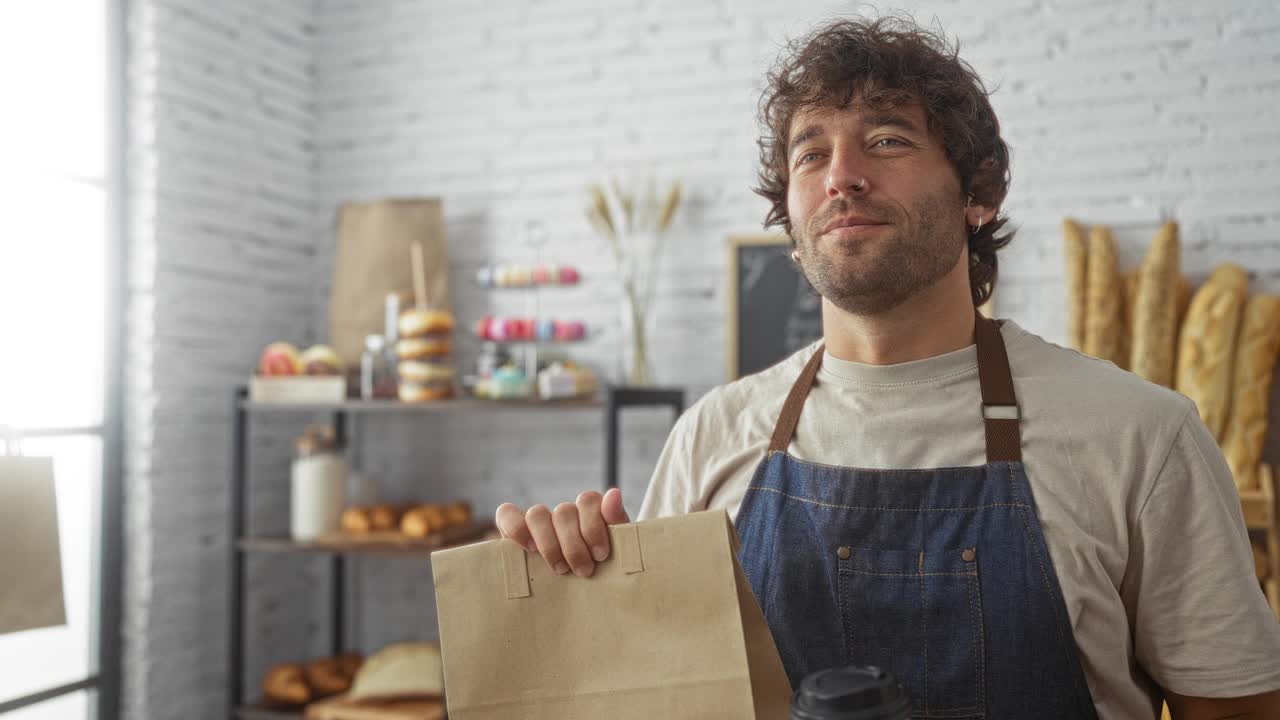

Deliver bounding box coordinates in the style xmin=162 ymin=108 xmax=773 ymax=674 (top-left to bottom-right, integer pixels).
xmin=0 ymin=456 xmax=66 ymax=634
xmin=431 ymin=510 xmax=792 ymax=719
xmin=329 ymin=198 xmax=450 ymax=367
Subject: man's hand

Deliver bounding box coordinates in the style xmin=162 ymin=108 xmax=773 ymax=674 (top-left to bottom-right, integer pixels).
xmin=494 ymin=487 xmax=631 ymax=578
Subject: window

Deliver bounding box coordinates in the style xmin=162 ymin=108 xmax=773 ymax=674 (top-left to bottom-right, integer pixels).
xmin=0 ymin=2 xmax=122 ymax=718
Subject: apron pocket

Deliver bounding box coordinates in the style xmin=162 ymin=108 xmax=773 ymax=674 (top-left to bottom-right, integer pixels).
xmin=838 ymin=545 xmax=986 ymax=719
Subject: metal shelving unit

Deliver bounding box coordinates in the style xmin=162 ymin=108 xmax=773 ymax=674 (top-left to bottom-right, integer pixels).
xmin=227 ymin=384 xmax=684 ymax=718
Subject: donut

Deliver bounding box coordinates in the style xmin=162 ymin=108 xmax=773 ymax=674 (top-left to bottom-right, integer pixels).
xmin=395 ymin=337 xmax=453 ymax=360
xmin=398 ymin=309 xmax=455 ymax=339
xmin=398 ymin=382 xmax=453 ymax=404
xmin=397 ymin=361 xmax=456 ymax=385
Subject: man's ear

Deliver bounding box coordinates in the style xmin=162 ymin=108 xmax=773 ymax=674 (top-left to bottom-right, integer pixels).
xmin=964 ymin=196 xmax=995 ymax=228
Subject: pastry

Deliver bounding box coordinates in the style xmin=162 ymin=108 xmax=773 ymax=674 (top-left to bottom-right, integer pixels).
xmin=397 ymin=361 xmax=456 ymax=385
xmin=1131 ymin=222 xmax=1180 ymax=387
xmin=370 ymin=505 xmax=403 ymax=532
xmin=334 ymin=652 xmax=364 ymax=679
xmin=1221 ymin=294 xmax=1280 ymax=490
xmin=395 ymin=337 xmax=453 ymax=361
xmin=1063 ymin=219 xmax=1089 ymax=352
xmin=398 ymin=382 xmax=453 ymax=404
xmin=444 ymin=501 xmax=473 ymax=528
xmin=263 ymin=663 xmax=311 ymax=706
xmin=341 ymin=507 xmax=372 ymax=535
xmin=1084 ymin=225 xmax=1124 ymax=366
xmin=303 ymin=657 xmax=352 ymax=699
xmin=398 ymin=308 xmax=455 ymax=339
xmin=1122 ymin=269 xmax=1140 ymax=370
xmin=299 ymin=345 xmax=343 ymax=375
xmin=1175 ymin=264 xmax=1249 ymax=441
xmin=259 ymin=342 xmax=302 ymax=377
xmin=400 ymin=507 xmax=432 ymax=538
xmin=349 ymin=643 xmax=445 ymax=701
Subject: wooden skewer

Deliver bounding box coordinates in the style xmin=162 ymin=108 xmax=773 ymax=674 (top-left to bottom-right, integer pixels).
xmin=411 ymin=241 xmax=427 ymax=310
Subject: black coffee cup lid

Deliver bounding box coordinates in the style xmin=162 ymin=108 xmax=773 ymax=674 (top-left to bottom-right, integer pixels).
xmin=790 ymin=666 xmax=911 ymax=720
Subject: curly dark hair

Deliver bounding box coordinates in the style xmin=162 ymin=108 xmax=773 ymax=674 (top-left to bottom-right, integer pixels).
xmin=753 ymin=15 xmax=1013 ymax=306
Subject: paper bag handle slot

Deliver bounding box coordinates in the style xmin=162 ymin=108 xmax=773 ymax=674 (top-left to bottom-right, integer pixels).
xmin=615 ymin=524 xmax=644 ymax=575
xmin=501 ymin=540 xmax=531 ymax=599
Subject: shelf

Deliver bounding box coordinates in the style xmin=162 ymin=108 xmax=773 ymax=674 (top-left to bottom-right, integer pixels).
xmin=236 ymin=705 xmax=302 ymax=720
xmin=239 ymin=525 xmax=499 ymax=556
xmin=240 ymin=395 xmax=602 ymax=413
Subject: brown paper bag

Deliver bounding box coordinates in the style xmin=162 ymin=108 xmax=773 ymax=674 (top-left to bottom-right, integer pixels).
xmin=329 ymin=198 xmax=450 ymax=366
xmin=0 ymin=456 xmax=66 ymax=634
xmin=431 ymin=510 xmax=792 ymax=719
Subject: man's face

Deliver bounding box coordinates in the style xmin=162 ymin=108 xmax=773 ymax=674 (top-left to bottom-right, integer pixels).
xmin=786 ymin=101 xmax=969 ymax=315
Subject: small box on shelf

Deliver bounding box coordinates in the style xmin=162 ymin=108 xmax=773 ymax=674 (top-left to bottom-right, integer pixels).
xmin=249 ymin=376 xmax=347 ymax=404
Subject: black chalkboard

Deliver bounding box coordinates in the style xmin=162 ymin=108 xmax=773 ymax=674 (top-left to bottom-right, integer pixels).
xmin=727 ymin=235 xmax=823 ymax=379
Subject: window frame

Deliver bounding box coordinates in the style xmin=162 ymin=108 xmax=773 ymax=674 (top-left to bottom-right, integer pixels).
xmin=0 ymin=1 xmax=125 ymax=717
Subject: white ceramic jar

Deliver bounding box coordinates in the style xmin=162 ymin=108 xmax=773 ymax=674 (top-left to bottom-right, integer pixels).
xmin=290 ymin=428 xmax=347 ymax=541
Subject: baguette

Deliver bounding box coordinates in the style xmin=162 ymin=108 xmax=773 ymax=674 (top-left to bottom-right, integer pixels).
xmin=1122 ymin=269 xmax=1140 ymax=370
xmin=1176 ymin=274 xmax=1192 ymax=329
xmin=1175 ymin=264 xmax=1249 ymax=441
xmin=1131 ymin=222 xmax=1181 ymax=387
xmin=1221 ymin=293 xmax=1280 ymax=490
xmin=1084 ymin=225 xmax=1125 ymax=365
xmin=1064 ymin=219 xmax=1089 ymax=351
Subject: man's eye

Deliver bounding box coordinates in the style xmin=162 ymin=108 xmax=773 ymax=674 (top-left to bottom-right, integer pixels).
xmin=797 ymin=152 xmax=821 ymax=165
xmin=873 ymin=137 xmax=906 ymax=148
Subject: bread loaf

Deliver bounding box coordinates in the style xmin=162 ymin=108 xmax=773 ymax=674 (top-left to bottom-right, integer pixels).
xmin=263 ymin=664 xmax=312 ymax=706
xmin=1176 ymin=274 xmax=1193 ymax=328
xmin=1175 ymin=264 xmax=1249 ymax=441
xmin=1064 ymin=219 xmax=1089 ymax=351
xmin=1221 ymin=294 xmax=1280 ymax=490
xmin=349 ymin=643 xmax=444 ymax=701
xmin=303 ymin=657 xmax=353 ymax=698
xmin=1084 ymin=225 xmax=1125 ymax=365
xmin=1131 ymin=222 xmax=1181 ymax=387
xmin=341 ymin=507 xmax=372 ymax=534
xmin=1122 ymin=269 xmax=1140 ymax=370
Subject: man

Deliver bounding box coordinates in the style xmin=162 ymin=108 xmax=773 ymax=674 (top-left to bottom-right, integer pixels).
xmin=495 ymin=16 xmax=1280 ymax=719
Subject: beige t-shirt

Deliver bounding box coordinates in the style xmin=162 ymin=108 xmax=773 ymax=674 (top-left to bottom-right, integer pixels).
xmin=639 ymin=319 xmax=1280 ymax=719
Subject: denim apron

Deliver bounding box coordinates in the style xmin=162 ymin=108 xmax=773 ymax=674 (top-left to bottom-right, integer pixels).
xmin=734 ymin=315 xmax=1098 ymax=719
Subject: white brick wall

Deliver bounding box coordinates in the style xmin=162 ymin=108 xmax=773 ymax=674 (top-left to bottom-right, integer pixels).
xmin=127 ymin=0 xmax=1280 ymax=716
xmin=125 ymin=1 xmax=326 ymax=718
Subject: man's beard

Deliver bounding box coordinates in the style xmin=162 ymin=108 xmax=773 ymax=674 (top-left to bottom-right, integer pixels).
xmin=793 ymin=191 xmax=967 ymax=316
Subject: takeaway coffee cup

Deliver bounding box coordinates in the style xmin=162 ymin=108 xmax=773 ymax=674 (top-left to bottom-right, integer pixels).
xmin=789 ymin=665 xmax=911 ymax=720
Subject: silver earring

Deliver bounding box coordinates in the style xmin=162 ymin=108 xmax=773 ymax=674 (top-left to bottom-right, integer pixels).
xmin=852 ymin=177 xmax=867 ymax=192
xmin=791 ymin=250 xmax=801 ymax=263
xmin=971 ymin=217 xmax=984 ymax=236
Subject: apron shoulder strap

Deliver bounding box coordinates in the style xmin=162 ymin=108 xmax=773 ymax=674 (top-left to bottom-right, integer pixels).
xmin=768 ymin=345 xmax=826 ymax=453
xmin=975 ymin=313 xmax=1022 ymax=463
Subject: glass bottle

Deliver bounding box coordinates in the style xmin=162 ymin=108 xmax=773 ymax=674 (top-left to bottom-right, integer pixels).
xmin=360 ymin=334 xmax=395 ymax=400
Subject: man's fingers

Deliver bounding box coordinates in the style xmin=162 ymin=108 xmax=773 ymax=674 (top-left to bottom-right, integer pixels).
xmin=601 ymin=487 xmax=631 ymax=525
xmin=525 ymin=505 xmax=568 ymax=575
xmin=576 ymin=491 xmax=610 ymax=562
xmin=553 ymin=503 xmax=596 ymax=577
xmin=495 ymin=503 xmax=535 ymax=552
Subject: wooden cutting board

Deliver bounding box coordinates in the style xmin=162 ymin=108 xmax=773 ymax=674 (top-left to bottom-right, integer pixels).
xmin=304 ymin=694 xmax=444 ymax=720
